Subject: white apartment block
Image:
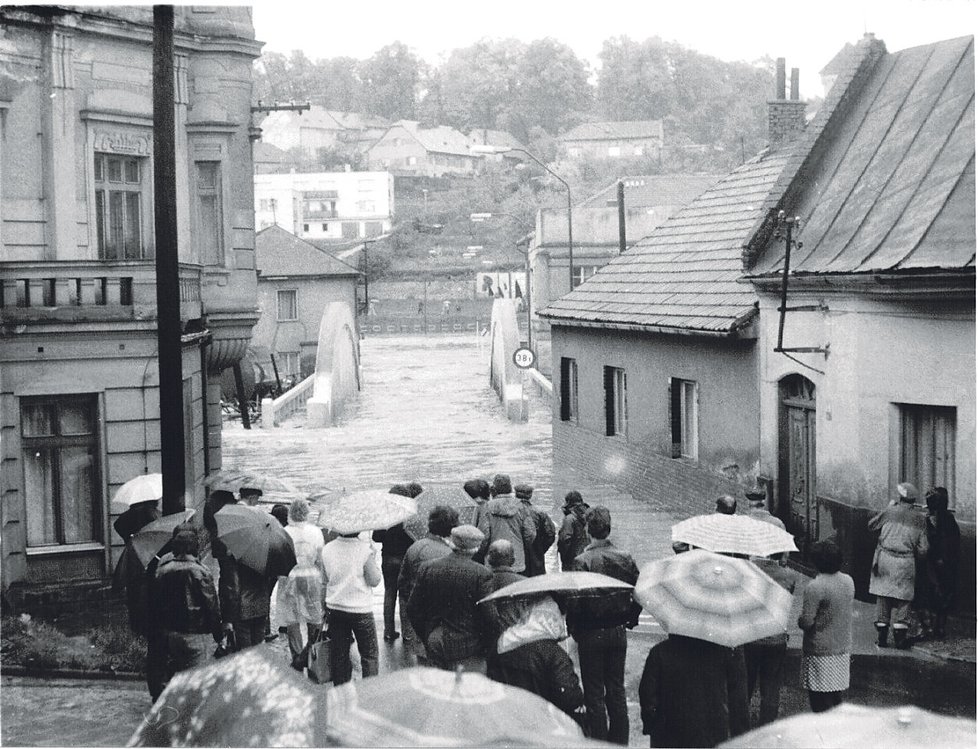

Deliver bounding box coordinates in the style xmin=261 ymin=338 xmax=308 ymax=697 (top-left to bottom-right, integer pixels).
xmin=255 ymin=170 xmax=394 ymax=241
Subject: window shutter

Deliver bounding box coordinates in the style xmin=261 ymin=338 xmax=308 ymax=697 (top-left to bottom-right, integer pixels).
xmin=604 ymin=366 xmax=615 ymax=436
xmin=559 ymin=358 xmax=571 ymax=421
xmin=669 ymin=378 xmax=681 ymax=458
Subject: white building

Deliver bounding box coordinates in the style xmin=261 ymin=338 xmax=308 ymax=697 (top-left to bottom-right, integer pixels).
xmin=254 ymin=171 xmax=394 ymax=241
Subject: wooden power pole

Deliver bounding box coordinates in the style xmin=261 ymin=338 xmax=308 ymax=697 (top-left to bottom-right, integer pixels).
xmin=153 ymin=5 xmax=186 ymax=515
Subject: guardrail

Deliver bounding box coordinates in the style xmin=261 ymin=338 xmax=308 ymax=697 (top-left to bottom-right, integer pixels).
xmin=261 ymin=374 xmax=315 ymax=428
xmin=525 ymin=367 xmax=553 ymax=398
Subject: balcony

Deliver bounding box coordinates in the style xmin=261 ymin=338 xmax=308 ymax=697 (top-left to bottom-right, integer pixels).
xmin=0 ymin=260 xmax=203 ymax=325
xmin=303 ymin=208 xmax=339 ymax=220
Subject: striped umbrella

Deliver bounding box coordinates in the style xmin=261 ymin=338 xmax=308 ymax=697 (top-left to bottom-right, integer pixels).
xmin=671 ymin=513 xmax=798 ymax=557
xmin=634 ymin=550 xmax=793 ymax=647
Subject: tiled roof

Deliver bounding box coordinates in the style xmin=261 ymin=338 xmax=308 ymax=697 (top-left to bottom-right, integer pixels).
xmin=560 ymin=120 xmax=664 ymax=142
xmin=749 ymin=36 xmax=975 ymax=277
xmin=255 ymin=225 xmax=361 ymax=278
xmin=539 ymin=151 xmax=789 ymax=334
xmin=253 ymin=141 xmax=288 ymax=164
xmin=393 ymin=120 xmax=474 ymax=157
xmin=260 ymin=107 xmax=388 ymax=133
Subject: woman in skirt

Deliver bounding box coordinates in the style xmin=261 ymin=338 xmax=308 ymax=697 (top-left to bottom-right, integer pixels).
xmin=798 ymin=540 xmax=854 ymax=712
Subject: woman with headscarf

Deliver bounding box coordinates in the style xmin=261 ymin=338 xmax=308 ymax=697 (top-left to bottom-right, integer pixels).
xmin=279 ymin=497 xmax=326 ymax=668
xmin=922 ymin=487 xmax=961 ymax=639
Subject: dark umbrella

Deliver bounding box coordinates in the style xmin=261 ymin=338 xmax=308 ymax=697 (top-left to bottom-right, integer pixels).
xmin=128 ymin=645 xmax=333 ymax=747
xmin=404 ymin=483 xmax=478 ymax=540
xmin=129 ymin=509 xmax=197 ymax=567
xmin=215 ymin=504 xmax=296 ymax=577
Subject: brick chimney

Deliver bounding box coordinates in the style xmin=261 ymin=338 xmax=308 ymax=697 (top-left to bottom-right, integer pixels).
xmin=768 ymin=58 xmax=807 ymax=146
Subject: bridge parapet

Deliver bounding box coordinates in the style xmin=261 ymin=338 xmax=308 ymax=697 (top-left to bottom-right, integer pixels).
xmin=488 ymin=299 xmax=528 ymax=422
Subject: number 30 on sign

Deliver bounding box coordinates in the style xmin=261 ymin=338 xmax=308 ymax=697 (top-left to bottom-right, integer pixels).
xmin=513 ymin=347 xmax=536 ymax=369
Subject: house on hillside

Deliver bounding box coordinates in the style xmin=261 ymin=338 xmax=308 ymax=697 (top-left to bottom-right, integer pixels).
xmin=253 ymin=141 xmax=290 ymax=174
xmin=0 ymin=6 xmax=261 ymax=608
xmin=744 ymin=34 xmax=975 ymax=604
xmin=367 ymin=120 xmax=481 ymax=177
xmin=254 ymin=170 xmax=394 ymax=241
xmin=259 ymin=107 xmax=388 ymax=160
xmin=467 ymin=128 xmax=526 ymax=165
xmin=559 ymin=120 xmax=664 ymax=160
xmin=529 ymin=173 xmax=721 ymax=346
xmin=253 ymin=226 xmax=361 ymax=380
xmin=540 ymin=36 xmax=975 ymax=612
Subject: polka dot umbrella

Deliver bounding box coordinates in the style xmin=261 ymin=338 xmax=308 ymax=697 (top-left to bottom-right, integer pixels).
xmin=634 ymin=549 xmax=793 ymax=648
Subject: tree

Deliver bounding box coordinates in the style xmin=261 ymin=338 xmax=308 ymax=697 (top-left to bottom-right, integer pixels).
xmin=513 ymin=39 xmax=591 ymax=137
xmin=359 ymin=42 xmax=424 ymax=121
xmin=439 ymin=39 xmax=525 ymax=133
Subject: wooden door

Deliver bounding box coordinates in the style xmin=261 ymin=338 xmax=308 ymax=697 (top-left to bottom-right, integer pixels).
xmin=779 ymin=375 xmax=817 ymax=556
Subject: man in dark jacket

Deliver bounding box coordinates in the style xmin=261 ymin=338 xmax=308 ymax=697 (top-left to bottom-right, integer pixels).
xmin=408 ymin=525 xmax=493 ymax=672
xmin=477 ymin=474 xmax=536 ymax=573
xmin=398 ymin=505 xmax=459 ymax=661
xmin=557 ymin=491 xmax=590 ymax=571
xmin=152 ymin=530 xmax=223 ymax=682
xmin=485 ymin=539 xmax=526 ymax=647
xmin=373 ymin=484 xmax=416 ymax=643
xmin=515 ymin=484 xmax=555 ymax=576
xmin=464 ymin=478 xmax=492 ymax=530
xmin=639 ymin=634 xmax=750 ymax=748
xmin=570 ymin=506 xmax=640 ymax=745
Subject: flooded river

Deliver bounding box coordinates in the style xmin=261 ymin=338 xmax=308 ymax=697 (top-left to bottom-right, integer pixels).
xmin=223 ymin=335 xmax=554 ymax=502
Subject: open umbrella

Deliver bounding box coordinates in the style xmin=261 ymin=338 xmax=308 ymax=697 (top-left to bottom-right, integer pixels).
xmin=129 ymin=509 xmax=196 ymax=566
xmin=404 ymin=484 xmax=478 ymax=540
xmin=719 ymin=703 xmax=977 ymax=748
xmin=480 ymin=571 xmax=633 ymax=605
xmin=323 ymin=666 xmax=590 ymax=747
xmin=215 ymin=504 xmax=296 ymax=577
xmin=314 ymin=490 xmax=417 ymax=534
xmin=129 ymin=645 xmax=332 ymax=747
xmin=110 ymin=473 xmax=162 ymax=513
xmin=671 ymin=514 xmax=798 ymax=557
xmin=207 ymin=468 xmax=300 ymax=496
xmin=634 ymin=549 xmax=792 ymax=648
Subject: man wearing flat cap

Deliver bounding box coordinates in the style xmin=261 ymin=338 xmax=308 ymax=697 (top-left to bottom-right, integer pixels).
xmin=408 ymin=524 xmax=493 ymax=672
xmin=515 ymin=483 xmax=556 ymax=577
xmin=868 ymin=482 xmax=929 ymax=649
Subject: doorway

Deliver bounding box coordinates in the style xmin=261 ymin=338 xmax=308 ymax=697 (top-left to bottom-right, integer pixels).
xmin=778 ymin=374 xmax=816 ymax=557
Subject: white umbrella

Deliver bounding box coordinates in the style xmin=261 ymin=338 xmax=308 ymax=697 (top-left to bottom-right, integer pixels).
xmin=672 ymin=513 xmax=798 ymax=557
xmin=110 ymin=473 xmax=163 ymax=513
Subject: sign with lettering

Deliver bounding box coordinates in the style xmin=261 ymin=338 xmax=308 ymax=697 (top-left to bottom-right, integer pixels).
xmin=93 ymin=130 xmax=151 ymax=156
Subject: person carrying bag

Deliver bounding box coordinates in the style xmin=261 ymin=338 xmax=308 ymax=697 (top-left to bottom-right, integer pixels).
xmin=307 ymin=624 xmax=332 ymax=684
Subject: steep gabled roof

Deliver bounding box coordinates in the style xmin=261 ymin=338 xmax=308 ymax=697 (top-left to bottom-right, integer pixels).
xmin=467 ymin=128 xmax=525 ymax=151
xmin=539 ymin=150 xmax=789 ymax=334
xmin=253 ymin=141 xmax=289 ymax=165
xmin=560 ymin=120 xmax=664 ymax=142
xmin=748 ymin=35 xmax=975 ymax=278
xmin=255 ymin=225 xmax=361 ymax=278
xmin=385 ymin=120 xmax=474 ymax=157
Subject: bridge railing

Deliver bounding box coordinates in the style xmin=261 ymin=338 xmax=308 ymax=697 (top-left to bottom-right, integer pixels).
xmin=260 ymin=374 xmax=315 ymax=428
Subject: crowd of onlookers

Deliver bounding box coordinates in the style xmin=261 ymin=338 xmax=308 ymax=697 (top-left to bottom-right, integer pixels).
xmin=113 ymin=476 xmax=962 ymax=748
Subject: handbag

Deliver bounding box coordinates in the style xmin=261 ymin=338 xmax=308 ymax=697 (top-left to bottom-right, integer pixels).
xmin=214 ymin=629 xmax=237 ymax=659
xmin=306 ymin=626 xmax=332 ymax=684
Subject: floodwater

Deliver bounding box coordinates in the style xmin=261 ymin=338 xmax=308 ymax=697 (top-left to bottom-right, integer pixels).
xmin=223 ymin=335 xmax=554 ymax=502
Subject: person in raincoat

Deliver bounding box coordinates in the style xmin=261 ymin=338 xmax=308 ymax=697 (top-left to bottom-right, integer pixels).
xmin=868 ymin=482 xmax=928 ymax=649
xmin=515 ymin=483 xmax=556 ymax=577
xmin=476 ymin=474 xmax=536 ymax=574
xmin=279 ymin=498 xmax=325 ymax=668
xmin=557 ymin=491 xmax=590 ymax=571
xmin=487 ymin=595 xmax=585 ymax=720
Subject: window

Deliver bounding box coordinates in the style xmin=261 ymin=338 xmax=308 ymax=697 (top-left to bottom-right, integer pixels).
xmin=259 ymin=198 xmax=269 ymax=211
xmin=195 ymin=162 xmax=223 ymax=265
xmin=94 ymin=153 xmax=146 ymax=259
xmin=407 ymin=156 xmax=418 ymax=166
xmin=899 ymin=404 xmax=956 ymax=499
xmin=321 ymin=223 xmax=329 ymax=232
xmin=341 ymin=221 xmax=359 ymax=239
xmin=277 ymin=352 xmax=300 ymax=376
xmin=560 ymin=357 xmax=579 ymax=423
xmin=21 ymin=395 xmax=101 ymax=547
xmin=572 ymin=265 xmax=598 ymax=288
xmin=633 ymin=145 xmax=645 ymax=156
xmin=302 ymin=223 xmax=310 ymax=233
xmin=670 ymin=378 xmax=699 ymax=459
xmin=277 ymin=289 xmax=298 ymax=321
xmin=608 ymin=145 xmax=621 ymax=157
xmin=604 ymin=366 xmax=627 ymax=436
xmin=357 ymin=200 xmax=376 ymax=213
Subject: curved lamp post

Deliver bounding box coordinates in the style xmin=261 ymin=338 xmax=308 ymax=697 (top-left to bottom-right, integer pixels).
xmin=470 ymin=145 xmax=574 ymax=294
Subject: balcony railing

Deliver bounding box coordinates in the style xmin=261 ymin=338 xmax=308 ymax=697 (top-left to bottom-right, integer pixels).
xmin=303 ymin=209 xmax=339 ymax=220
xmin=0 ymin=260 xmax=203 ymax=323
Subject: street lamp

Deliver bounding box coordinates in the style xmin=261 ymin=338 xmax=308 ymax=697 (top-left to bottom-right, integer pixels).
xmin=469 ymin=211 xmax=534 ymax=351
xmin=470 ymin=145 xmax=574 ymax=294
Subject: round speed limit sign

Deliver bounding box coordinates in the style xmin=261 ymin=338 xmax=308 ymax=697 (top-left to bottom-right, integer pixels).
xmin=513 ymin=347 xmax=536 ymax=369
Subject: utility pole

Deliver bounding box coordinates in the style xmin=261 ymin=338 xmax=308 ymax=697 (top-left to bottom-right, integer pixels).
xmin=153 ymin=5 xmax=185 ymax=515
xmin=617 ymin=179 xmax=626 ymax=254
